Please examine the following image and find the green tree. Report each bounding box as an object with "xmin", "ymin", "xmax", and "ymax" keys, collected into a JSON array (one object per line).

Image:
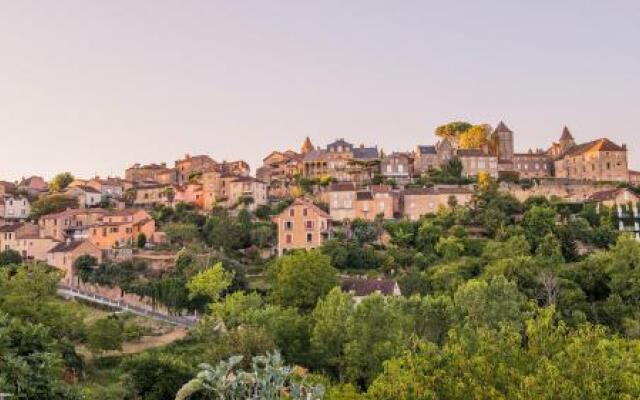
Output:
[
  {"xmin": 29, "ymin": 194, "xmax": 78, "ymax": 220},
  {"xmin": 209, "ymin": 291, "xmax": 263, "ymax": 328},
  {"xmin": 268, "ymin": 251, "xmax": 338, "ymax": 311},
  {"xmin": 137, "ymin": 232, "xmax": 147, "ymax": 248},
  {"xmin": 343, "ymin": 296, "xmax": 409, "ymax": 387},
  {"xmin": 310, "ymin": 288, "xmax": 354, "ymax": 379},
  {"xmin": 121, "ymin": 352, "xmax": 193, "ymax": 400},
  {"xmin": 50, "ymin": 172, "xmax": 74, "ymax": 192},
  {"xmin": 72, "ymin": 254, "xmax": 98, "ymax": 284},
  {"xmin": 454, "ymin": 276, "xmax": 527, "ymax": 330},
  {"xmin": 164, "ymin": 222, "xmax": 200, "ymax": 246},
  {"xmin": 187, "ymin": 262, "xmax": 234, "ymax": 303},
  {"xmin": 87, "ymin": 317, "xmax": 123, "ymax": 354},
  {"xmin": 0, "ymin": 249, "xmax": 22, "ymax": 267},
  {"xmin": 435, "ymin": 121, "xmax": 472, "ymax": 140},
  {"xmin": 522, "ymin": 205, "xmax": 558, "ymax": 251},
  {"xmin": 435, "ymin": 236, "xmax": 464, "ymax": 261}
]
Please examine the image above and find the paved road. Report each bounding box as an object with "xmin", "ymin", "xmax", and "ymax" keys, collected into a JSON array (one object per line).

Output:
[{"xmin": 57, "ymin": 285, "xmax": 198, "ymax": 327}]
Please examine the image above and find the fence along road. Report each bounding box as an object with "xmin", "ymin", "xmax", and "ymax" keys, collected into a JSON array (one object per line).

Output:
[{"xmin": 57, "ymin": 284, "xmax": 198, "ymax": 327}]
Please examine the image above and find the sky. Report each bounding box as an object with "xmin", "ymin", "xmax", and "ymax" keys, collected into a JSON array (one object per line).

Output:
[{"xmin": 1, "ymin": 0, "xmax": 639, "ymax": 181}]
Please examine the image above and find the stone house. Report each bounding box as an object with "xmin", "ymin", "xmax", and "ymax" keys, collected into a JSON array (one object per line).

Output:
[
  {"xmin": 273, "ymin": 198, "xmax": 332, "ymax": 255},
  {"xmin": 226, "ymin": 177, "xmax": 268, "ymax": 211},
  {"xmin": 588, "ymin": 188, "xmax": 640, "ymax": 238},
  {"xmin": 0, "ymin": 196, "xmax": 30, "ymax": 222},
  {"xmin": 553, "ymin": 136, "xmax": 629, "ymax": 182},
  {"xmin": 340, "ymin": 277, "xmax": 401, "ymax": 304},
  {"xmin": 47, "ymin": 240, "xmax": 102, "ymax": 285},
  {"xmin": 125, "ymin": 163, "xmax": 175, "ymax": 184},
  {"xmin": 402, "ymin": 186, "xmax": 474, "ymax": 220},
  {"xmin": 64, "ymin": 186, "xmax": 103, "ymax": 208},
  {"xmin": 87, "ymin": 208, "xmax": 156, "ymax": 250},
  {"xmin": 133, "ymin": 183, "xmax": 173, "ymax": 207},
  {"xmin": 456, "ymin": 149, "xmax": 499, "ymax": 179},
  {"xmin": 328, "ymin": 182, "xmax": 357, "ymax": 221},
  {"xmin": 380, "ymin": 152, "xmax": 412, "ymax": 184},
  {"xmin": 39, "ymin": 208, "xmax": 107, "ymax": 241}
]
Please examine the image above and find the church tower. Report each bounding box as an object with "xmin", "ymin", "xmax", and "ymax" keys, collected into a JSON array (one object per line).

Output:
[
  {"xmin": 558, "ymin": 126, "xmax": 575, "ymax": 154},
  {"xmin": 301, "ymin": 136, "xmax": 314, "ymax": 154},
  {"xmin": 493, "ymin": 121, "xmax": 514, "ymax": 162}
]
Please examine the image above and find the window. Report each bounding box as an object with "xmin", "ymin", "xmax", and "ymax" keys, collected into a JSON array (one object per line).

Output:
[
  {"xmin": 306, "ymin": 233, "xmax": 313, "ymax": 243},
  {"xmin": 303, "ymin": 208, "xmax": 308, "ymax": 217},
  {"xmin": 305, "ymin": 220, "xmax": 314, "ymax": 229},
  {"xmin": 285, "ymin": 234, "xmax": 292, "ymax": 244},
  {"xmin": 606, "ymin": 162, "xmax": 611, "ymax": 170},
  {"xmin": 284, "ymin": 221, "xmax": 293, "ymax": 230},
  {"xmin": 398, "ymin": 165, "xmax": 404, "ymax": 173},
  {"xmin": 379, "ymin": 202, "xmax": 385, "ymax": 211},
  {"xmin": 289, "ymin": 208, "xmax": 295, "ymax": 217}
]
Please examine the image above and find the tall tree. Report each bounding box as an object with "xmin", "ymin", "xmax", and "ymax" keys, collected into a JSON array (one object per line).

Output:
[{"xmin": 268, "ymin": 251, "xmax": 338, "ymax": 311}]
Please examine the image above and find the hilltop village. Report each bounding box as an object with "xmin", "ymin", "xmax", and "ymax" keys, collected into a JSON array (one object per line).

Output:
[
  {"xmin": 1, "ymin": 121, "xmax": 639, "ymax": 267},
  {"xmin": 3, "ymin": 121, "xmax": 640, "ymax": 398}
]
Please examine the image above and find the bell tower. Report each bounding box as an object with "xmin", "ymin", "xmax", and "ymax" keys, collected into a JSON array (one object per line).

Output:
[{"xmin": 493, "ymin": 121, "xmax": 514, "ymax": 162}]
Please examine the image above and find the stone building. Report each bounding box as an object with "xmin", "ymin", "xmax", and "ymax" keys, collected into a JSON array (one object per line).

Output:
[
  {"xmin": 457, "ymin": 148, "xmax": 499, "ymax": 178},
  {"xmin": 401, "ymin": 186, "xmax": 474, "ymax": 220},
  {"xmin": 273, "ymin": 198, "xmax": 331, "ymax": 255},
  {"xmin": 380, "ymin": 152, "xmax": 412, "ymax": 184},
  {"xmin": 550, "ymin": 127, "xmax": 629, "ymax": 182},
  {"xmin": 303, "ymin": 138, "xmax": 379, "ymax": 184},
  {"xmin": 125, "ymin": 163, "xmax": 175, "ymax": 184},
  {"xmin": 513, "ymin": 150, "xmax": 553, "ymax": 178}
]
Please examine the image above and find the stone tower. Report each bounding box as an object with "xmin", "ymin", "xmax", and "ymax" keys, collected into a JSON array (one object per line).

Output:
[
  {"xmin": 558, "ymin": 126, "xmax": 576, "ymax": 154},
  {"xmin": 301, "ymin": 136, "xmax": 314, "ymax": 154},
  {"xmin": 493, "ymin": 121, "xmax": 514, "ymax": 162}
]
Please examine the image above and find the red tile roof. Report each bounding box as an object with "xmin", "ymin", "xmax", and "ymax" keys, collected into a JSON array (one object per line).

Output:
[{"xmin": 563, "ymin": 138, "xmax": 626, "ymax": 157}]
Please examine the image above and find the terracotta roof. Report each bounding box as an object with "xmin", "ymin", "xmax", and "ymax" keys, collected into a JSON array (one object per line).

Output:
[
  {"xmin": 403, "ymin": 186, "xmax": 473, "ymax": 196},
  {"xmin": 279, "ymin": 198, "xmax": 331, "ymax": 219},
  {"xmin": 329, "ymin": 182, "xmax": 356, "ymax": 192},
  {"xmin": 494, "ymin": 121, "xmax": 512, "ymax": 134},
  {"xmin": 42, "ymin": 208, "xmax": 107, "ymax": 219},
  {"xmin": 563, "ymin": 138, "xmax": 626, "ymax": 157},
  {"xmin": 0, "ymin": 223, "xmax": 24, "ymax": 232},
  {"xmin": 560, "ymin": 126, "xmax": 574, "ymax": 141},
  {"xmin": 341, "ymin": 277, "xmax": 399, "ymax": 297},
  {"xmin": 49, "ymin": 240, "xmax": 91, "ymax": 253}
]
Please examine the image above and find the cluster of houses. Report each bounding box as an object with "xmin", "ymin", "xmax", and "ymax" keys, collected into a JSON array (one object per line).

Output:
[{"xmin": 1, "ymin": 122, "xmax": 639, "ymax": 288}]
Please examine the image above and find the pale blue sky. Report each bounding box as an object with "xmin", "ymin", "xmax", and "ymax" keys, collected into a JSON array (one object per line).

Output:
[{"xmin": 1, "ymin": 1, "xmax": 639, "ymax": 180}]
